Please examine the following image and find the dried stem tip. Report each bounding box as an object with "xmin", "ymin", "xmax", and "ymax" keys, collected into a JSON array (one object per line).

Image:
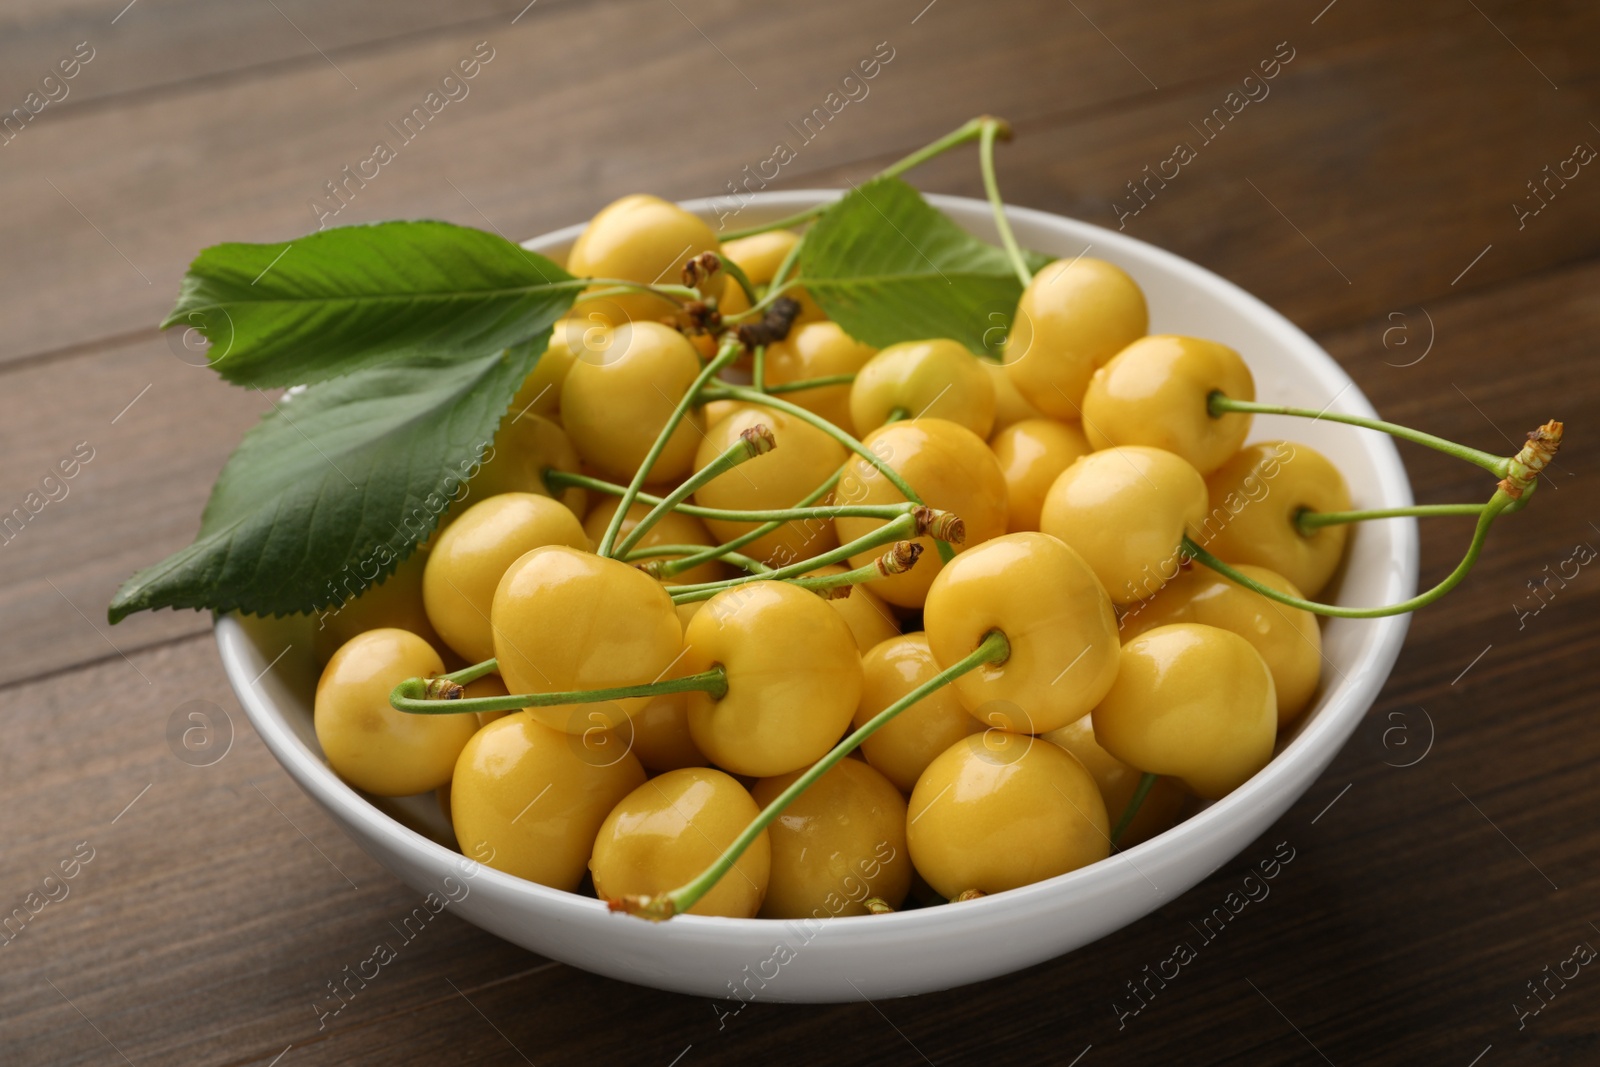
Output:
[
  {"xmin": 739, "ymin": 423, "xmax": 778, "ymax": 459},
  {"xmin": 951, "ymin": 889, "xmax": 987, "ymax": 903},
  {"xmin": 635, "ymin": 559, "xmax": 665, "ymax": 579},
  {"xmin": 1499, "ymin": 419, "xmax": 1564, "ymax": 499},
  {"xmin": 424, "ymin": 677, "xmax": 465, "ymax": 701},
  {"xmin": 681, "ymin": 251, "xmax": 722, "ymax": 289},
  {"xmin": 608, "ymin": 894, "xmax": 677, "ymax": 922},
  {"xmin": 913, "ymin": 506, "xmax": 966, "ymax": 544},
  {"xmin": 863, "ymin": 897, "xmax": 896, "ymax": 915},
  {"xmin": 876, "ymin": 541, "xmax": 924, "ymax": 576},
  {"xmin": 736, "ymin": 296, "xmax": 802, "ymax": 348}
]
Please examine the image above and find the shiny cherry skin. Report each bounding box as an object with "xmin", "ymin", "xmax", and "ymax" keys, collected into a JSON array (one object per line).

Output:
[
  {"xmin": 559, "ymin": 321, "xmax": 706, "ymax": 483},
  {"xmin": 1002, "ymin": 257, "xmax": 1148, "ymax": 420},
  {"xmin": 1121, "ymin": 563, "xmax": 1322, "ymax": 725},
  {"xmin": 491, "ymin": 546, "xmax": 683, "ymax": 734},
  {"xmin": 1081, "ymin": 335, "xmax": 1255, "ymax": 475},
  {"xmin": 923, "ymin": 532, "xmax": 1120, "ymax": 734},
  {"xmin": 1039, "ymin": 445, "xmax": 1208, "ymax": 605},
  {"xmin": 751, "ymin": 759, "xmax": 911, "ymax": 918},
  {"xmin": 583, "ymin": 496, "xmax": 728, "ymax": 586},
  {"xmin": 906, "ymin": 730, "xmax": 1110, "ymax": 898},
  {"xmin": 683, "ymin": 580, "xmax": 863, "ymax": 777},
  {"xmin": 990, "ymin": 417, "xmax": 1091, "ymax": 532},
  {"xmin": 454, "ymin": 411, "xmax": 588, "ymax": 523},
  {"xmin": 849, "ymin": 339, "xmax": 996, "ymax": 439},
  {"xmin": 314, "ymin": 628, "xmax": 478, "ymax": 797},
  {"xmin": 1093, "ymin": 623, "xmax": 1277, "ymax": 800},
  {"xmin": 1042, "ymin": 714, "xmax": 1187, "ymax": 847},
  {"xmin": 806, "ymin": 564, "xmax": 901, "ymax": 653},
  {"xmin": 313, "ymin": 548, "xmax": 442, "ymax": 665},
  {"xmin": 834, "ymin": 418, "xmax": 1009, "ymax": 609},
  {"xmin": 589, "ymin": 767, "xmax": 771, "ymax": 918},
  {"xmin": 423, "ymin": 493, "xmax": 590, "ymax": 665},
  {"xmin": 451, "ymin": 713, "xmax": 646, "ymax": 890},
  {"xmin": 1200, "ymin": 440, "xmax": 1351, "ymax": 597},
  {"xmin": 692, "ymin": 403, "xmax": 845, "ymax": 566},
  {"xmin": 853, "ymin": 633, "xmax": 983, "ymax": 793},
  {"xmin": 627, "ymin": 691, "xmax": 709, "ymax": 773},
  {"xmin": 763, "ymin": 321, "xmax": 877, "ymax": 435},
  {"xmin": 566, "ymin": 194, "xmax": 720, "ymax": 325}
]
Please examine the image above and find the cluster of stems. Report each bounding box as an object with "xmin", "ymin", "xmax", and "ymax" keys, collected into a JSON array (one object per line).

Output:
[{"xmin": 384, "ymin": 114, "xmax": 1565, "ymax": 920}]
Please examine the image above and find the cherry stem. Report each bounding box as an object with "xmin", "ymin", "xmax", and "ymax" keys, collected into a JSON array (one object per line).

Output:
[
  {"xmin": 626, "ymin": 544, "xmax": 772, "ymax": 575},
  {"xmin": 1111, "ymin": 773, "xmax": 1159, "ymax": 846},
  {"xmin": 616, "ymin": 631, "xmax": 1012, "ymax": 921},
  {"xmin": 767, "ymin": 233, "xmax": 806, "ymax": 294},
  {"xmin": 717, "ymin": 116, "xmax": 997, "ymax": 241},
  {"xmin": 389, "ymin": 667, "xmax": 728, "ymax": 716},
  {"xmin": 1207, "ymin": 393, "xmax": 1510, "ymax": 477},
  {"xmin": 545, "ymin": 470, "xmax": 930, "ymax": 525},
  {"xmin": 646, "ymin": 469, "xmax": 842, "ymax": 579},
  {"xmin": 667, "ymin": 512, "xmax": 922, "ymax": 604},
  {"xmin": 596, "ymin": 336, "xmax": 748, "ymax": 558},
  {"xmin": 752, "ymin": 344, "xmax": 767, "ymax": 392},
  {"xmin": 1295, "ymin": 502, "xmax": 1487, "ymax": 533},
  {"xmin": 613, "ymin": 425, "xmax": 777, "ymax": 559},
  {"xmin": 1183, "ymin": 490, "xmax": 1513, "ymax": 618},
  {"xmin": 782, "ymin": 541, "xmax": 922, "ymax": 597},
  {"xmin": 978, "ymin": 117, "xmax": 1031, "ymax": 288},
  {"xmin": 578, "ymin": 278, "xmax": 702, "ymax": 307},
  {"xmin": 712, "ymin": 253, "xmax": 760, "ymax": 308},
  {"xmin": 700, "ymin": 383, "xmax": 958, "ymax": 563},
  {"xmin": 765, "ymin": 373, "xmax": 858, "ymax": 394}
]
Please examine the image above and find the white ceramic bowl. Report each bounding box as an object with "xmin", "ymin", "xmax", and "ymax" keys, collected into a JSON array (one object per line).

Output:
[{"xmin": 217, "ymin": 191, "xmax": 1417, "ymax": 1002}]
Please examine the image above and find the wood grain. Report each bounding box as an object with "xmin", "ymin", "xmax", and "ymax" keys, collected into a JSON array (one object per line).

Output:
[{"xmin": 2, "ymin": 1, "xmax": 1599, "ymax": 1064}]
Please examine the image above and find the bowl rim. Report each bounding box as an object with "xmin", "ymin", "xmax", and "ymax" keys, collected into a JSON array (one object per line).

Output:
[{"xmin": 219, "ymin": 187, "xmax": 1419, "ymax": 942}]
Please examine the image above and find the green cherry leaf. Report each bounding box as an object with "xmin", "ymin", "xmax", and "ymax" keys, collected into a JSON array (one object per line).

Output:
[
  {"xmin": 108, "ymin": 341, "xmax": 542, "ymax": 623},
  {"xmin": 162, "ymin": 220, "xmax": 578, "ymax": 388},
  {"xmin": 797, "ymin": 177, "xmax": 1049, "ymax": 359}
]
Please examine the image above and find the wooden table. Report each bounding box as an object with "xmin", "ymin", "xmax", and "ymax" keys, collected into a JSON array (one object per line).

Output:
[{"xmin": 3, "ymin": 1, "xmax": 1596, "ymax": 1063}]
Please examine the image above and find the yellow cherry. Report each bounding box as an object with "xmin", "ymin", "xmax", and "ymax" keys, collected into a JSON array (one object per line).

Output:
[
  {"xmin": 806, "ymin": 563, "xmax": 901, "ymax": 653},
  {"xmin": 451, "ymin": 713, "xmax": 646, "ymax": 890},
  {"xmin": 990, "ymin": 418, "xmax": 1091, "ymax": 532},
  {"xmin": 751, "ymin": 759, "xmax": 911, "ymax": 918},
  {"xmin": 1122, "ymin": 563, "xmax": 1322, "ymax": 725},
  {"xmin": 985, "ymin": 357, "xmax": 1046, "ymax": 435},
  {"xmin": 906, "ymin": 731, "xmax": 1110, "ymax": 898},
  {"xmin": 583, "ymin": 496, "xmax": 728, "ymax": 586},
  {"xmin": 1042, "ymin": 714, "xmax": 1187, "ymax": 847},
  {"xmin": 848, "ymin": 339, "xmax": 996, "ymax": 439},
  {"xmin": 590, "ymin": 767, "xmax": 771, "ymax": 918},
  {"xmin": 1199, "ymin": 441, "xmax": 1352, "ymax": 598},
  {"xmin": 693, "ymin": 403, "xmax": 846, "ymax": 566},
  {"xmin": 559, "ymin": 321, "xmax": 706, "ymax": 483},
  {"xmin": 423, "ymin": 493, "xmax": 590, "ymax": 665},
  {"xmin": 1039, "ymin": 445, "xmax": 1207, "ymax": 605},
  {"xmin": 834, "ymin": 418, "xmax": 1009, "ymax": 608},
  {"xmin": 627, "ymin": 690, "xmax": 709, "ymax": 773},
  {"xmin": 459, "ymin": 411, "xmax": 587, "ymax": 521},
  {"xmin": 923, "ymin": 532, "xmax": 1120, "ymax": 734},
  {"xmin": 683, "ymin": 580, "xmax": 863, "ymax": 777},
  {"xmin": 313, "ymin": 547, "xmax": 442, "ymax": 665},
  {"xmin": 1081, "ymin": 335, "xmax": 1255, "ymax": 474},
  {"xmin": 1003, "ymin": 257, "xmax": 1147, "ymax": 420},
  {"xmin": 314, "ymin": 628, "xmax": 478, "ymax": 797},
  {"xmin": 1093, "ymin": 623, "xmax": 1277, "ymax": 800},
  {"xmin": 508, "ymin": 323, "xmax": 580, "ymax": 420},
  {"xmin": 853, "ymin": 633, "xmax": 983, "ymax": 793},
  {"xmin": 491, "ymin": 546, "xmax": 683, "ymax": 734},
  {"xmin": 764, "ymin": 321, "xmax": 877, "ymax": 435},
  {"xmin": 566, "ymin": 194, "xmax": 720, "ymax": 326}
]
